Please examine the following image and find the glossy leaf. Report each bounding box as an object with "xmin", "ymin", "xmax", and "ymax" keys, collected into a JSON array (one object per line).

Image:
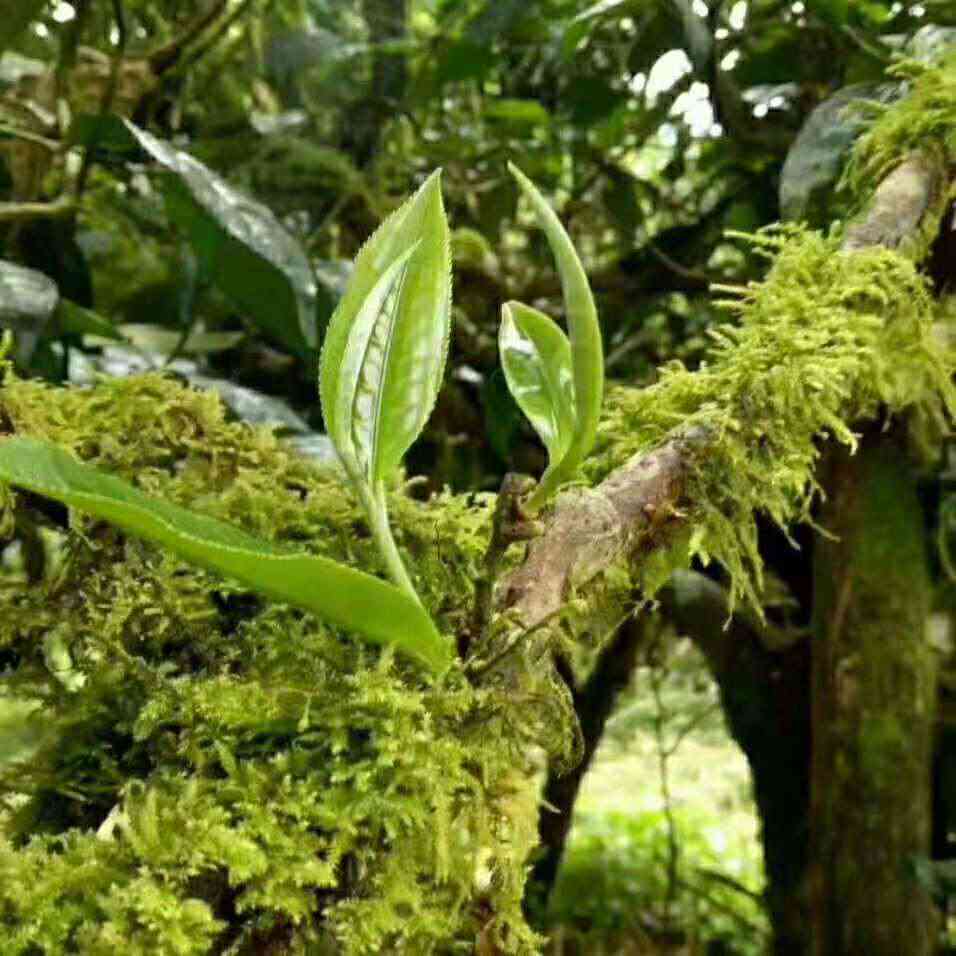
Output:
[
  {"xmin": 111, "ymin": 120, "xmax": 319, "ymax": 360},
  {"xmin": 507, "ymin": 164, "xmax": 604, "ymax": 510},
  {"xmin": 0, "ymin": 437, "xmax": 451, "ymax": 674},
  {"xmin": 499, "ymin": 301, "xmax": 576, "ymax": 466},
  {"xmin": 779, "ymin": 83, "xmax": 898, "ymax": 226},
  {"xmin": 320, "ymin": 170, "xmax": 451, "ymax": 486}
]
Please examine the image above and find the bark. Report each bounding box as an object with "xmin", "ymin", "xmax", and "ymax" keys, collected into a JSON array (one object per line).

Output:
[
  {"xmin": 345, "ymin": 0, "xmax": 408, "ymax": 166},
  {"xmin": 500, "ymin": 150, "xmax": 948, "ymax": 954},
  {"xmin": 498, "ymin": 428, "xmax": 706, "ymax": 629},
  {"xmin": 525, "ymin": 618, "xmax": 647, "ymax": 919},
  {"xmin": 663, "ymin": 572, "xmax": 811, "ymax": 956},
  {"xmin": 809, "ymin": 432, "xmax": 937, "ymax": 955}
]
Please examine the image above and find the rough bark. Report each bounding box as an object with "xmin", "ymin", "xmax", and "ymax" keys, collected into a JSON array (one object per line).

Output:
[
  {"xmin": 663, "ymin": 572, "xmax": 811, "ymax": 956},
  {"xmin": 809, "ymin": 432, "xmax": 938, "ymax": 956},
  {"xmin": 498, "ymin": 429, "xmax": 706, "ymax": 629},
  {"xmin": 524, "ymin": 618, "xmax": 647, "ymax": 919}
]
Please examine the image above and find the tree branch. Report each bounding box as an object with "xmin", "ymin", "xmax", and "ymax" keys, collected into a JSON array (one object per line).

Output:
[
  {"xmin": 497, "ymin": 149, "xmax": 946, "ymax": 638},
  {"xmin": 497, "ymin": 429, "xmax": 705, "ymax": 630}
]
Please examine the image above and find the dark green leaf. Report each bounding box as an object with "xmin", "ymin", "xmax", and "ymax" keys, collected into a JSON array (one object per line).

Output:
[
  {"xmin": 119, "ymin": 121, "xmax": 319, "ymax": 360},
  {"xmin": 779, "ymin": 83, "xmax": 898, "ymax": 225}
]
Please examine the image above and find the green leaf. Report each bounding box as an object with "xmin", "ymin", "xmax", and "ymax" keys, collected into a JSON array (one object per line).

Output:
[
  {"xmin": 484, "ymin": 99, "xmax": 551, "ymax": 129},
  {"xmin": 320, "ymin": 170, "xmax": 451, "ymax": 486},
  {"xmin": 779, "ymin": 83, "xmax": 898, "ymax": 226},
  {"xmin": 499, "ymin": 301, "xmax": 576, "ymax": 466},
  {"xmin": 0, "ymin": 437, "xmax": 451, "ymax": 674},
  {"xmin": 54, "ymin": 300, "xmax": 123, "ymax": 341},
  {"xmin": 115, "ymin": 120, "xmax": 319, "ymax": 360},
  {"xmin": 507, "ymin": 164, "xmax": 604, "ymax": 510}
]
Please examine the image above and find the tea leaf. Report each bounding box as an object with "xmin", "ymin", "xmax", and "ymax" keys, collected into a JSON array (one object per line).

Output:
[
  {"xmin": 499, "ymin": 301, "xmax": 575, "ymax": 466},
  {"xmin": 507, "ymin": 164, "xmax": 604, "ymax": 509},
  {"xmin": 320, "ymin": 170, "xmax": 451, "ymax": 486},
  {"xmin": 0, "ymin": 437, "xmax": 452, "ymax": 674}
]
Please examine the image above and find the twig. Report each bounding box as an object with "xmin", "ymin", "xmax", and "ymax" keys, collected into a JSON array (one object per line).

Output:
[
  {"xmin": 0, "ymin": 197, "xmax": 76, "ymax": 222},
  {"xmin": 74, "ymin": 0, "xmax": 128, "ymax": 203},
  {"xmin": 463, "ymin": 472, "xmax": 541, "ymax": 659},
  {"xmin": 0, "ymin": 125, "xmax": 61, "ymax": 151},
  {"xmin": 170, "ymin": 0, "xmax": 257, "ymax": 78}
]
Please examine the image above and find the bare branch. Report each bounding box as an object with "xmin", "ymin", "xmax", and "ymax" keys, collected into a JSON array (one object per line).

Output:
[
  {"xmin": 0, "ymin": 196, "xmax": 76, "ymax": 223},
  {"xmin": 497, "ymin": 428, "xmax": 707, "ymax": 630}
]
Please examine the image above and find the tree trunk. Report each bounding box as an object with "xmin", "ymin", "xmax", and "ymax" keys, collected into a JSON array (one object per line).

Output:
[
  {"xmin": 524, "ymin": 618, "xmax": 647, "ymax": 920},
  {"xmin": 809, "ymin": 429, "xmax": 937, "ymax": 955},
  {"xmin": 663, "ymin": 571, "xmax": 812, "ymax": 956},
  {"xmin": 345, "ymin": 0, "xmax": 407, "ymax": 166}
]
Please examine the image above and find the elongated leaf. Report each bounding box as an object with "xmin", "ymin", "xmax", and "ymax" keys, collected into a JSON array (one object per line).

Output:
[
  {"xmin": 0, "ymin": 437, "xmax": 451, "ymax": 674},
  {"xmin": 54, "ymin": 300, "xmax": 123, "ymax": 341},
  {"xmin": 320, "ymin": 170, "xmax": 451, "ymax": 485},
  {"xmin": 105, "ymin": 120, "xmax": 319, "ymax": 359},
  {"xmin": 507, "ymin": 164, "xmax": 604, "ymax": 509},
  {"xmin": 499, "ymin": 301, "xmax": 576, "ymax": 466}
]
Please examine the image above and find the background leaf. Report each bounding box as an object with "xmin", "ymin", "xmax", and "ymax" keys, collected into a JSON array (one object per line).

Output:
[
  {"xmin": 0, "ymin": 437, "xmax": 451, "ymax": 673},
  {"xmin": 779, "ymin": 83, "xmax": 899, "ymax": 225},
  {"xmin": 119, "ymin": 120, "xmax": 319, "ymax": 361},
  {"xmin": 0, "ymin": 258, "xmax": 59, "ymax": 366}
]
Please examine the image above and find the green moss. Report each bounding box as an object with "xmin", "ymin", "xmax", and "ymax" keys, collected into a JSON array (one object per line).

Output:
[
  {"xmin": 0, "ymin": 373, "xmax": 543, "ymax": 955},
  {"xmin": 589, "ymin": 226, "xmax": 956, "ymax": 613},
  {"xmin": 842, "ymin": 48, "xmax": 956, "ymax": 200}
]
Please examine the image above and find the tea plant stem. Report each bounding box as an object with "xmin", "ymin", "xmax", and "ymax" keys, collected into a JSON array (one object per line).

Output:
[{"xmin": 367, "ymin": 482, "xmax": 420, "ymax": 603}]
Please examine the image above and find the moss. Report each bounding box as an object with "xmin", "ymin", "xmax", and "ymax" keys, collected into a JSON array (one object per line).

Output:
[
  {"xmin": 842, "ymin": 48, "xmax": 956, "ymax": 203},
  {"xmin": 589, "ymin": 226, "xmax": 956, "ymax": 613},
  {"xmin": 0, "ymin": 372, "xmax": 543, "ymax": 955}
]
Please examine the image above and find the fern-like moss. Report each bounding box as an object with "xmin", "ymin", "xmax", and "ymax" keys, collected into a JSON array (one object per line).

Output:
[
  {"xmin": 589, "ymin": 226, "xmax": 956, "ymax": 612},
  {"xmin": 0, "ymin": 373, "xmax": 542, "ymax": 955},
  {"xmin": 842, "ymin": 48, "xmax": 956, "ymax": 202}
]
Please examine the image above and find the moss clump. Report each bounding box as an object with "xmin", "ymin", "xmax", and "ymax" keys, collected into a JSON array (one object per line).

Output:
[
  {"xmin": 589, "ymin": 226, "xmax": 956, "ymax": 612},
  {"xmin": 842, "ymin": 48, "xmax": 956, "ymax": 199},
  {"xmin": 0, "ymin": 373, "xmax": 543, "ymax": 955}
]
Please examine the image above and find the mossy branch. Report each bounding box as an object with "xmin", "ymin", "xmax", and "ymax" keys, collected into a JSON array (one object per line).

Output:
[{"xmin": 494, "ymin": 148, "xmax": 952, "ymax": 636}]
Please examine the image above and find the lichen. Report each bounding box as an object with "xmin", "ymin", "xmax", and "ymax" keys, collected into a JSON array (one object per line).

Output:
[
  {"xmin": 589, "ymin": 225, "xmax": 956, "ymax": 613},
  {"xmin": 0, "ymin": 372, "xmax": 544, "ymax": 955}
]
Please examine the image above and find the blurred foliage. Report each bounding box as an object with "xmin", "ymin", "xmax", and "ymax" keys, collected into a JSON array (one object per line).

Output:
[{"xmin": 1, "ymin": 0, "xmax": 952, "ymax": 490}]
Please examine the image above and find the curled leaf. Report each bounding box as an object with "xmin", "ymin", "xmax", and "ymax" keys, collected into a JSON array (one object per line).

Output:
[
  {"xmin": 499, "ymin": 301, "xmax": 575, "ymax": 466},
  {"xmin": 320, "ymin": 170, "xmax": 451, "ymax": 485},
  {"xmin": 0, "ymin": 437, "xmax": 452, "ymax": 674},
  {"xmin": 507, "ymin": 164, "xmax": 604, "ymax": 509}
]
